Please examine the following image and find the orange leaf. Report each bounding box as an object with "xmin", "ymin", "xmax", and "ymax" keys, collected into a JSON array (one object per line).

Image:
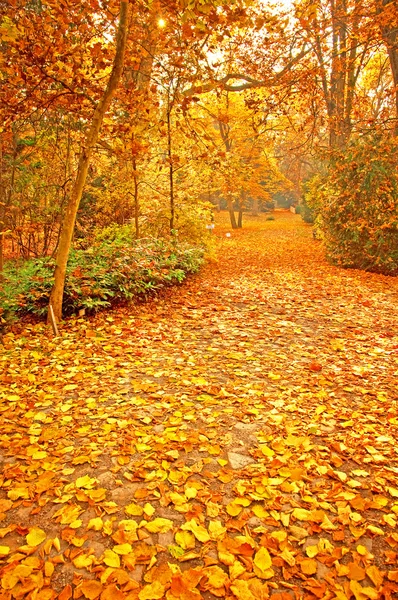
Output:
[
  {"xmin": 59, "ymin": 585, "xmax": 72, "ymax": 600},
  {"xmin": 300, "ymin": 559, "xmax": 317, "ymax": 575},
  {"xmin": 81, "ymin": 580, "xmax": 103, "ymax": 599},
  {"xmin": 366, "ymin": 565, "xmax": 384, "ymax": 587},
  {"xmin": 100, "ymin": 584, "xmax": 125, "ymax": 600},
  {"xmin": 348, "ymin": 561, "xmax": 366, "ymax": 581}
]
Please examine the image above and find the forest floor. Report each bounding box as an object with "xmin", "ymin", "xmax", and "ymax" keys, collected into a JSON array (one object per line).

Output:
[{"xmin": 1, "ymin": 211, "xmax": 398, "ymax": 600}]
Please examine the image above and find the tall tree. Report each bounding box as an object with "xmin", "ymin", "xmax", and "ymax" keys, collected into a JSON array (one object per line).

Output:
[
  {"xmin": 376, "ymin": 0, "xmax": 398, "ymax": 132},
  {"xmin": 49, "ymin": 1, "xmax": 130, "ymax": 321}
]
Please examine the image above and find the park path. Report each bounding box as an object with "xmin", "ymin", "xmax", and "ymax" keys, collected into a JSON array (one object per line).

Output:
[{"xmin": 0, "ymin": 211, "xmax": 398, "ymax": 599}]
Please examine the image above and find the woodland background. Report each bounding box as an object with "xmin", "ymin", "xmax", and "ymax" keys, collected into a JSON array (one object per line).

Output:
[{"xmin": 0, "ymin": 0, "xmax": 398, "ymax": 322}]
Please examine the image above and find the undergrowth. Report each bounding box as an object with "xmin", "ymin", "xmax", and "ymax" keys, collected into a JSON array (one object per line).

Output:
[{"xmin": 0, "ymin": 236, "xmax": 204, "ymax": 321}]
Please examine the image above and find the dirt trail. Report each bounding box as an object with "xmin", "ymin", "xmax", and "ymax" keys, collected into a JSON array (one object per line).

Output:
[{"xmin": 0, "ymin": 211, "xmax": 398, "ymax": 599}]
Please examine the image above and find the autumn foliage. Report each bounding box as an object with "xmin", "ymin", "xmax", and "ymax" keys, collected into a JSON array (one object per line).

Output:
[
  {"xmin": 318, "ymin": 134, "xmax": 398, "ymax": 275},
  {"xmin": 0, "ymin": 213, "xmax": 398, "ymax": 599}
]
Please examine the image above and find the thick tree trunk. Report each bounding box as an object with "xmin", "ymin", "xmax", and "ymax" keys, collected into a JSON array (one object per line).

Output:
[{"xmin": 48, "ymin": 1, "xmax": 130, "ymax": 322}]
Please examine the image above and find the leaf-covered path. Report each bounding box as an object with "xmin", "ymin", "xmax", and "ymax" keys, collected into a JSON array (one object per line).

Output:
[{"xmin": 1, "ymin": 212, "xmax": 398, "ymax": 600}]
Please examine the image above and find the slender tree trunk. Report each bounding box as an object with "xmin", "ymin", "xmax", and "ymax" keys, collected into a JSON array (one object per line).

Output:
[
  {"xmin": 237, "ymin": 190, "xmax": 246, "ymax": 228},
  {"xmin": 132, "ymin": 156, "xmax": 140, "ymax": 238},
  {"xmin": 377, "ymin": 0, "xmax": 398, "ymax": 133},
  {"xmin": 237, "ymin": 210, "xmax": 243, "ymax": 228},
  {"xmin": 251, "ymin": 198, "xmax": 259, "ymax": 216},
  {"xmin": 0, "ymin": 141, "xmax": 4, "ymax": 279},
  {"xmin": 167, "ymin": 100, "xmax": 175, "ymax": 233},
  {"xmin": 48, "ymin": 0, "xmax": 130, "ymax": 322},
  {"xmin": 227, "ymin": 197, "xmax": 238, "ymax": 229}
]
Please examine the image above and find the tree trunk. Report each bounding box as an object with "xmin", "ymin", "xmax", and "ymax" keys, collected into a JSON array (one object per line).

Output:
[
  {"xmin": 0, "ymin": 140, "xmax": 4, "ymax": 279},
  {"xmin": 237, "ymin": 210, "xmax": 243, "ymax": 228},
  {"xmin": 227, "ymin": 198, "xmax": 238, "ymax": 229},
  {"xmin": 251, "ymin": 198, "xmax": 259, "ymax": 216},
  {"xmin": 48, "ymin": 0, "xmax": 130, "ymax": 322},
  {"xmin": 132, "ymin": 155, "xmax": 139, "ymax": 238},
  {"xmin": 377, "ymin": 0, "xmax": 398, "ymax": 133},
  {"xmin": 237, "ymin": 190, "xmax": 246, "ymax": 228},
  {"xmin": 167, "ymin": 99, "xmax": 175, "ymax": 233}
]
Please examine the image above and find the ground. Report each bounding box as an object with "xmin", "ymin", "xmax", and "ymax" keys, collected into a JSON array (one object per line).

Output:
[{"xmin": 0, "ymin": 211, "xmax": 398, "ymax": 600}]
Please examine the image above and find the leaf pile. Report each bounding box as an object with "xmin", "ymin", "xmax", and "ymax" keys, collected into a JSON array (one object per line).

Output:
[{"xmin": 0, "ymin": 212, "xmax": 397, "ymax": 599}]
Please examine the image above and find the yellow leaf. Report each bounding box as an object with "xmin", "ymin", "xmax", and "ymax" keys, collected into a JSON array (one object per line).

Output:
[
  {"xmin": 350, "ymin": 581, "xmax": 367, "ymax": 600},
  {"xmin": 175, "ymin": 530, "xmax": 196, "ymax": 550},
  {"xmin": 87, "ymin": 518, "xmax": 103, "ymax": 531},
  {"xmin": 0, "ymin": 546, "xmax": 10, "ymax": 556},
  {"xmin": 383, "ymin": 514, "xmax": 396, "ymax": 527},
  {"xmin": 8, "ymin": 487, "xmax": 29, "ymax": 500},
  {"xmin": 144, "ymin": 518, "xmax": 173, "ymax": 534},
  {"xmin": 72, "ymin": 554, "xmax": 94, "ymax": 569},
  {"xmin": 70, "ymin": 519, "xmax": 82, "ymax": 529},
  {"xmin": 208, "ymin": 520, "xmax": 227, "ymax": 540},
  {"xmin": 32, "ymin": 451, "xmax": 47, "ymax": 459},
  {"xmin": 181, "ymin": 519, "xmax": 210, "ymax": 543},
  {"xmin": 289, "ymin": 525, "xmax": 309, "ymax": 540},
  {"xmin": 26, "ymin": 527, "xmax": 46, "ymax": 547},
  {"xmin": 138, "ymin": 581, "xmax": 166, "ymax": 600},
  {"xmin": 76, "ymin": 475, "xmax": 96, "ymax": 489},
  {"xmin": 119, "ymin": 519, "xmax": 138, "ymax": 532},
  {"xmin": 230, "ymin": 580, "xmax": 256, "ymax": 600},
  {"xmin": 81, "ymin": 580, "xmax": 103, "ymax": 599},
  {"xmin": 185, "ymin": 487, "xmax": 197, "ymax": 499},
  {"xmin": 226, "ymin": 502, "xmax": 242, "ymax": 517},
  {"xmin": 320, "ymin": 514, "xmax": 337, "ymax": 531},
  {"xmin": 252, "ymin": 505, "xmax": 269, "ymax": 518},
  {"xmin": 143, "ymin": 503, "xmax": 156, "ymax": 518},
  {"xmin": 270, "ymin": 531, "xmax": 287, "ymax": 543},
  {"xmin": 103, "ymin": 549, "xmax": 120, "ymax": 568},
  {"xmin": 125, "ymin": 502, "xmax": 144, "ymax": 516},
  {"xmin": 203, "ymin": 565, "xmax": 229, "ymax": 590},
  {"xmin": 280, "ymin": 547, "xmax": 296, "ymax": 566},
  {"xmin": 113, "ymin": 543, "xmax": 132, "ymax": 555},
  {"xmin": 306, "ymin": 545, "xmax": 319, "ymax": 558},
  {"xmin": 71, "ymin": 536, "xmax": 86, "ymax": 548},
  {"xmin": 253, "ymin": 547, "xmax": 272, "ymax": 573},
  {"xmin": 248, "ymin": 578, "xmax": 272, "ymax": 600},
  {"xmin": 44, "ymin": 561, "xmax": 55, "ymax": 577},
  {"xmin": 367, "ymin": 525, "xmax": 384, "ymax": 536},
  {"xmin": 229, "ymin": 560, "xmax": 246, "ymax": 580},
  {"xmin": 260, "ymin": 445, "xmax": 275, "ymax": 457},
  {"xmin": 292, "ymin": 508, "xmax": 311, "ymax": 521},
  {"xmin": 103, "ymin": 520, "xmax": 113, "ymax": 536}
]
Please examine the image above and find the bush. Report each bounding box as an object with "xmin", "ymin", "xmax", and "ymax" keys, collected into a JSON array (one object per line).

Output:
[
  {"xmin": 301, "ymin": 174, "xmax": 326, "ymax": 230},
  {"xmin": 0, "ymin": 234, "xmax": 205, "ymax": 320},
  {"xmin": 321, "ymin": 134, "xmax": 398, "ymax": 274}
]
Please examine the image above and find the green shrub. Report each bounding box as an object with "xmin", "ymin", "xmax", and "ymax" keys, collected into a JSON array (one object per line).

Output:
[
  {"xmin": 0, "ymin": 236, "xmax": 204, "ymax": 320},
  {"xmin": 321, "ymin": 134, "xmax": 398, "ymax": 274},
  {"xmin": 301, "ymin": 174, "xmax": 327, "ymax": 233}
]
